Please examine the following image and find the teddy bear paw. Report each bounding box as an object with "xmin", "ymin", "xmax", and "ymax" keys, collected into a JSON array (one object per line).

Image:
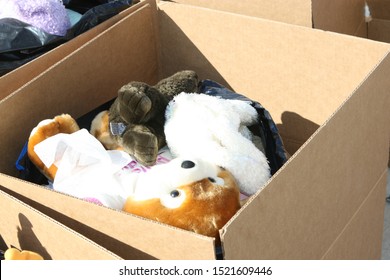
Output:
[
  {"xmin": 122, "ymin": 125, "xmax": 159, "ymax": 166},
  {"xmin": 116, "ymin": 82, "xmax": 161, "ymax": 124}
]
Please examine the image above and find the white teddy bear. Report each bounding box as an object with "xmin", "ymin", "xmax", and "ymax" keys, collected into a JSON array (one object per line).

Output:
[{"xmin": 164, "ymin": 92, "xmax": 271, "ymax": 196}]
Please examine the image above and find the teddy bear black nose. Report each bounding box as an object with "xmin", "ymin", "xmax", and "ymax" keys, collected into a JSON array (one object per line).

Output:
[{"xmin": 181, "ymin": 160, "xmax": 195, "ymax": 169}]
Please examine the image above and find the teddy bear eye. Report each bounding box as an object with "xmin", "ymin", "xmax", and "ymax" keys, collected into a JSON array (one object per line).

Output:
[
  {"xmin": 170, "ymin": 190, "xmax": 180, "ymax": 198},
  {"xmin": 208, "ymin": 177, "xmax": 216, "ymax": 183}
]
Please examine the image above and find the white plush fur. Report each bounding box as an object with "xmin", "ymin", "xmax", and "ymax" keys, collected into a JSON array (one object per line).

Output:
[{"xmin": 164, "ymin": 93, "xmax": 271, "ymax": 196}]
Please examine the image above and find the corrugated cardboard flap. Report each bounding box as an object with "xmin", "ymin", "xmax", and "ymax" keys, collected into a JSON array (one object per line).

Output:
[
  {"xmin": 162, "ymin": 0, "xmax": 312, "ymax": 27},
  {"xmin": 312, "ymin": 0, "xmax": 366, "ymax": 36},
  {"xmin": 0, "ymin": 176, "xmax": 217, "ymax": 260},
  {"xmin": 221, "ymin": 52, "xmax": 390, "ymax": 259},
  {"xmin": 0, "ymin": 189, "xmax": 121, "ymax": 260}
]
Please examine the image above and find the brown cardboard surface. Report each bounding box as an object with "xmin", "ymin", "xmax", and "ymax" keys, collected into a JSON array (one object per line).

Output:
[
  {"xmin": 165, "ymin": 0, "xmax": 312, "ymax": 27},
  {"xmin": 169, "ymin": 0, "xmax": 367, "ymax": 36},
  {"xmin": 367, "ymin": 0, "xmax": 390, "ymax": 20},
  {"xmin": 0, "ymin": 0, "xmax": 389, "ymax": 259},
  {"xmin": 0, "ymin": 189, "xmax": 121, "ymax": 260},
  {"xmin": 0, "ymin": 176, "xmax": 216, "ymax": 260},
  {"xmin": 365, "ymin": 2, "xmax": 390, "ymax": 168},
  {"xmin": 312, "ymin": 0, "xmax": 366, "ymax": 36},
  {"xmin": 0, "ymin": 1, "xmax": 144, "ymax": 101},
  {"xmin": 322, "ymin": 169, "xmax": 388, "ymax": 259},
  {"xmin": 220, "ymin": 46, "xmax": 390, "ymax": 259},
  {"xmin": 368, "ymin": 18, "xmax": 390, "ymax": 43}
]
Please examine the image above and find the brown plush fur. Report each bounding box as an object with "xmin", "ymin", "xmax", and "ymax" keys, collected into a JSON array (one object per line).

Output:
[
  {"xmin": 123, "ymin": 170, "xmax": 241, "ymax": 245},
  {"xmin": 105, "ymin": 70, "xmax": 199, "ymax": 166},
  {"xmin": 27, "ymin": 114, "xmax": 79, "ymax": 181}
]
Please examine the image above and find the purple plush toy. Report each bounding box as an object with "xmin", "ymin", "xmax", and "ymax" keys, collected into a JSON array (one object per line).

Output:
[{"xmin": 0, "ymin": 0, "xmax": 71, "ymax": 36}]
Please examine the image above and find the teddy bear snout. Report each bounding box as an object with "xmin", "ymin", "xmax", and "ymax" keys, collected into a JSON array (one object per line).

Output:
[{"xmin": 181, "ymin": 160, "xmax": 195, "ymax": 169}]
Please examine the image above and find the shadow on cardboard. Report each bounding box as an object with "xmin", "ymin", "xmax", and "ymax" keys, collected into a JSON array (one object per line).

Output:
[
  {"xmin": 276, "ymin": 111, "xmax": 320, "ymax": 156},
  {"xmin": 17, "ymin": 213, "xmax": 52, "ymax": 260},
  {"xmin": 0, "ymin": 186, "xmax": 156, "ymax": 260},
  {"xmin": 157, "ymin": 10, "xmax": 233, "ymax": 90}
]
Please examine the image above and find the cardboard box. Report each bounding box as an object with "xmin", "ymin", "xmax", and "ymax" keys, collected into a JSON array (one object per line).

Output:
[
  {"xmin": 0, "ymin": 0, "xmax": 389, "ymax": 259},
  {"xmin": 0, "ymin": 189, "xmax": 121, "ymax": 260},
  {"xmin": 168, "ymin": 0, "xmax": 368, "ymax": 37}
]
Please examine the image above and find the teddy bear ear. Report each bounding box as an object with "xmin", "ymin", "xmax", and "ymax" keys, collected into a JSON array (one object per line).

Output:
[
  {"xmin": 27, "ymin": 114, "xmax": 79, "ymax": 181},
  {"xmin": 156, "ymin": 70, "xmax": 200, "ymax": 97}
]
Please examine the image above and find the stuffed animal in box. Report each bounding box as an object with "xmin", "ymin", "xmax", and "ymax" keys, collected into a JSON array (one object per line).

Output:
[
  {"xmin": 90, "ymin": 70, "xmax": 199, "ymax": 166},
  {"xmin": 123, "ymin": 158, "xmax": 241, "ymax": 244},
  {"xmin": 164, "ymin": 92, "xmax": 271, "ymax": 196},
  {"xmin": 27, "ymin": 114, "xmax": 80, "ymax": 181},
  {"xmin": 27, "ymin": 114, "xmax": 241, "ymax": 241}
]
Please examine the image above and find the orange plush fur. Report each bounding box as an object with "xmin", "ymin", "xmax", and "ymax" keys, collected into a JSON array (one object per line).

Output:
[
  {"xmin": 90, "ymin": 110, "xmax": 123, "ymax": 151},
  {"xmin": 4, "ymin": 248, "xmax": 44, "ymax": 260},
  {"xmin": 27, "ymin": 114, "xmax": 79, "ymax": 181},
  {"xmin": 123, "ymin": 169, "xmax": 241, "ymax": 244}
]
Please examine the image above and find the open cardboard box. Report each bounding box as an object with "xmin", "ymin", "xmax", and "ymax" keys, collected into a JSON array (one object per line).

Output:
[
  {"xmin": 0, "ymin": 0, "xmax": 389, "ymax": 259},
  {"xmin": 168, "ymin": 0, "xmax": 368, "ymax": 37},
  {"xmin": 0, "ymin": 189, "xmax": 121, "ymax": 260}
]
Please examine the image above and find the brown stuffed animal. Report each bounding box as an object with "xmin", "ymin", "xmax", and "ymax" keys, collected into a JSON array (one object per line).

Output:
[{"xmin": 91, "ymin": 70, "xmax": 199, "ymax": 166}]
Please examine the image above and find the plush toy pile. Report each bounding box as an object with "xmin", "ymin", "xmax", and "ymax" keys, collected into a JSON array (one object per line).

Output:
[{"xmin": 25, "ymin": 70, "xmax": 287, "ymax": 241}]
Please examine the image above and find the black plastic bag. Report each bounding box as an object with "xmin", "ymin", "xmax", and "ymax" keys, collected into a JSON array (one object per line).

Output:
[{"xmin": 0, "ymin": 0, "xmax": 133, "ymax": 76}]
